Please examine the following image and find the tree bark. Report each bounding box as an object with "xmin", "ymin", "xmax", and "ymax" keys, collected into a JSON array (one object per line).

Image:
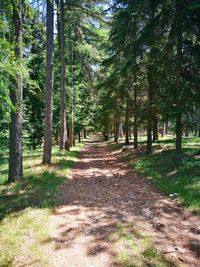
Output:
[
  {"xmin": 9, "ymin": 0, "xmax": 24, "ymax": 182},
  {"xmin": 69, "ymin": 64, "xmax": 74, "ymax": 147},
  {"xmin": 198, "ymin": 126, "xmax": 200, "ymax": 138},
  {"xmin": 43, "ymin": 0, "xmax": 54, "ymax": 164},
  {"xmin": 129, "ymin": 126, "xmax": 132, "ymax": 140},
  {"xmin": 114, "ymin": 99, "xmax": 120, "ymax": 144},
  {"xmin": 175, "ymin": 0, "xmax": 183, "ymax": 162},
  {"xmin": 59, "ymin": 0, "xmax": 67, "ymax": 150},
  {"xmin": 153, "ymin": 113, "xmax": 158, "ymax": 141},
  {"xmin": 163, "ymin": 119, "xmax": 168, "ymax": 135},
  {"xmin": 119, "ymin": 123, "xmax": 123, "ymax": 139},
  {"xmin": 146, "ymin": 4, "xmax": 157, "ymax": 154},
  {"xmin": 133, "ymin": 17, "xmax": 138, "ymax": 149},
  {"xmin": 125, "ymin": 96, "xmax": 129, "ymax": 145},
  {"xmin": 133, "ymin": 76, "xmax": 138, "ymax": 149},
  {"xmin": 147, "ymin": 69, "xmax": 153, "ymax": 154},
  {"xmin": 78, "ymin": 131, "xmax": 81, "ymax": 143},
  {"xmin": 83, "ymin": 128, "xmax": 87, "ymax": 139}
]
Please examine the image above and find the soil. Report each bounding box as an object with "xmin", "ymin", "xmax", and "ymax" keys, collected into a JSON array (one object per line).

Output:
[{"xmin": 47, "ymin": 134, "xmax": 200, "ymax": 267}]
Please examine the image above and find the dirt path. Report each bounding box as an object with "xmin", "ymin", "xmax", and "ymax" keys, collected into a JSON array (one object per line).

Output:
[{"xmin": 48, "ymin": 134, "xmax": 200, "ymax": 267}]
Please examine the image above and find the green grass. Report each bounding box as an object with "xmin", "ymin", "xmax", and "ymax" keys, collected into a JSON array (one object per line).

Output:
[
  {"xmin": 112, "ymin": 224, "xmax": 173, "ymax": 267},
  {"xmin": 0, "ymin": 144, "xmax": 83, "ymax": 266},
  {"xmin": 123, "ymin": 137, "xmax": 200, "ymax": 214}
]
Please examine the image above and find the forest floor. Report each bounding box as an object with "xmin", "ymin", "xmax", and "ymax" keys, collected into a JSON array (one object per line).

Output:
[{"xmin": 46, "ymin": 134, "xmax": 200, "ymax": 267}]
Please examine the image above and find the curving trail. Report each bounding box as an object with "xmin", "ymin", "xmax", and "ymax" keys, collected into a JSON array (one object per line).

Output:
[{"xmin": 47, "ymin": 134, "xmax": 200, "ymax": 267}]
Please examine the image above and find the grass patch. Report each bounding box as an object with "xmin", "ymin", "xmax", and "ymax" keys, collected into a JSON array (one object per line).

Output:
[
  {"xmin": 113, "ymin": 136, "xmax": 200, "ymax": 213},
  {"xmin": 112, "ymin": 224, "xmax": 173, "ymax": 267},
  {"xmin": 0, "ymin": 144, "xmax": 83, "ymax": 266},
  {"xmin": 130, "ymin": 137, "xmax": 200, "ymax": 213}
]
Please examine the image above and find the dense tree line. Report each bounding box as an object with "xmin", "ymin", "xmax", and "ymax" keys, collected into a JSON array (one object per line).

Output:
[
  {"xmin": 97, "ymin": 0, "xmax": 200, "ymax": 161},
  {"xmin": 0, "ymin": 0, "xmax": 105, "ymax": 181},
  {"xmin": 0, "ymin": 0, "xmax": 199, "ymax": 182}
]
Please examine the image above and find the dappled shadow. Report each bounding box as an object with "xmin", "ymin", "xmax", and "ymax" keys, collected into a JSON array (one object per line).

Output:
[
  {"xmin": 0, "ymin": 170, "xmax": 64, "ymax": 220},
  {"xmin": 132, "ymin": 148, "xmax": 200, "ymax": 213},
  {"xmin": 45, "ymin": 134, "xmax": 200, "ymax": 266},
  {"xmin": 83, "ymin": 135, "xmax": 103, "ymax": 144},
  {"xmin": 0, "ymin": 148, "xmax": 78, "ymax": 220}
]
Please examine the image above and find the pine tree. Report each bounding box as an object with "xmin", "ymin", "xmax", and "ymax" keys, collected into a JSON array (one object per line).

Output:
[
  {"xmin": 43, "ymin": 0, "xmax": 54, "ymax": 164},
  {"xmin": 8, "ymin": 0, "xmax": 25, "ymax": 182}
]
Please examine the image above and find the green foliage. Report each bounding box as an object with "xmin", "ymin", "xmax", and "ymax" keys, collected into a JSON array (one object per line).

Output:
[{"xmin": 97, "ymin": 0, "xmax": 200, "ymax": 150}]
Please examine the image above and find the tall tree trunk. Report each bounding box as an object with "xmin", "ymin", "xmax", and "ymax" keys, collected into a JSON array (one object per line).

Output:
[
  {"xmin": 147, "ymin": 69, "xmax": 153, "ymax": 154},
  {"xmin": 153, "ymin": 113, "xmax": 158, "ymax": 141},
  {"xmin": 69, "ymin": 64, "xmax": 74, "ymax": 147},
  {"xmin": 106, "ymin": 126, "xmax": 109, "ymax": 140},
  {"xmin": 146, "ymin": 5, "xmax": 157, "ymax": 154},
  {"xmin": 125, "ymin": 96, "xmax": 129, "ymax": 145},
  {"xmin": 119, "ymin": 123, "xmax": 123, "ymax": 139},
  {"xmin": 133, "ymin": 17, "xmax": 138, "ymax": 149},
  {"xmin": 133, "ymin": 75, "xmax": 138, "ymax": 149},
  {"xmin": 198, "ymin": 126, "xmax": 200, "ymax": 138},
  {"xmin": 113, "ymin": 115, "xmax": 116, "ymax": 140},
  {"xmin": 175, "ymin": 0, "xmax": 183, "ymax": 162},
  {"xmin": 59, "ymin": 0, "xmax": 67, "ymax": 150},
  {"xmin": 114, "ymin": 99, "xmax": 120, "ymax": 144},
  {"xmin": 129, "ymin": 126, "xmax": 132, "ymax": 140},
  {"xmin": 78, "ymin": 131, "xmax": 81, "ymax": 143},
  {"xmin": 104, "ymin": 115, "xmax": 109, "ymax": 141},
  {"xmin": 43, "ymin": 0, "xmax": 54, "ymax": 164},
  {"xmin": 9, "ymin": 0, "xmax": 24, "ymax": 182},
  {"xmin": 163, "ymin": 118, "xmax": 168, "ymax": 135}
]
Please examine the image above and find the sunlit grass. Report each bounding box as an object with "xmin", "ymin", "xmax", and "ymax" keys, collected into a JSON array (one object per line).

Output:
[
  {"xmin": 0, "ymin": 208, "xmax": 51, "ymax": 266},
  {"xmin": 0, "ymin": 143, "xmax": 83, "ymax": 266},
  {"xmin": 119, "ymin": 136, "xmax": 200, "ymax": 214}
]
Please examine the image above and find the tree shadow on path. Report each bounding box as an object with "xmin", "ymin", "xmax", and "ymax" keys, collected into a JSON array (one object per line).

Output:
[{"xmin": 46, "ymin": 134, "xmax": 200, "ymax": 267}]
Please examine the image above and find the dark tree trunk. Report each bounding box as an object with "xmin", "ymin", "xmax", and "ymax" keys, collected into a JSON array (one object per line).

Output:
[
  {"xmin": 113, "ymin": 115, "xmax": 116, "ymax": 140},
  {"xmin": 175, "ymin": 0, "xmax": 183, "ymax": 162},
  {"xmin": 69, "ymin": 61, "xmax": 74, "ymax": 147},
  {"xmin": 125, "ymin": 96, "xmax": 129, "ymax": 145},
  {"xmin": 114, "ymin": 99, "xmax": 120, "ymax": 144},
  {"xmin": 185, "ymin": 127, "xmax": 189, "ymax": 137},
  {"xmin": 119, "ymin": 123, "xmax": 123, "ymax": 139},
  {"xmin": 163, "ymin": 119, "xmax": 168, "ymax": 135},
  {"xmin": 104, "ymin": 116, "xmax": 109, "ymax": 141},
  {"xmin": 153, "ymin": 113, "xmax": 158, "ymax": 141},
  {"xmin": 9, "ymin": 0, "xmax": 24, "ymax": 182},
  {"xmin": 133, "ymin": 76, "xmax": 138, "ymax": 149},
  {"xmin": 198, "ymin": 126, "xmax": 200, "ymax": 137},
  {"xmin": 78, "ymin": 131, "xmax": 81, "ymax": 143},
  {"xmin": 73, "ymin": 135, "xmax": 75, "ymax": 146},
  {"xmin": 56, "ymin": 0, "xmax": 60, "ymax": 51},
  {"xmin": 43, "ymin": 0, "xmax": 54, "ymax": 164},
  {"xmin": 146, "ymin": 5, "xmax": 157, "ymax": 154},
  {"xmin": 59, "ymin": 0, "xmax": 67, "ymax": 150},
  {"xmin": 133, "ymin": 17, "xmax": 138, "ymax": 149},
  {"xmin": 83, "ymin": 128, "xmax": 87, "ymax": 139},
  {"xmin": 147, "ymin": 69, "xmax": 153, "ymax": 154},
  {"xmin": 129, "ymin": 127, "xmax": 131, "ymax": 140}
]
